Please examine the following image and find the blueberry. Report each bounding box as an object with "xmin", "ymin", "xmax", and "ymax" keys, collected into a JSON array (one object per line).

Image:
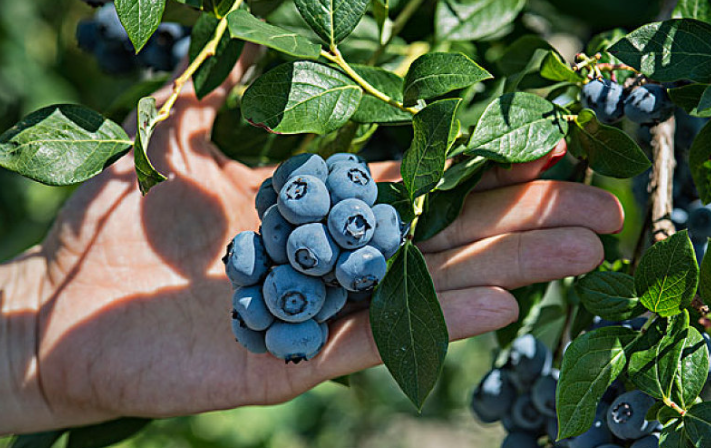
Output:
[
  {"xmin": 546, "ymin": 417, "xmax": 559, "ymax": 441},
  {"xmin": 232, "ymin": 285, "xmax": 274, "ymax": 331},
  {"xmin": 687, "ymin": 204, "xmax": 711, "ymax": 242},
  {"xmin": 262, "ymin": 265, "xmax": 326, "ymax": 322},
  {"xmin": 322, "ymin": 270, "xmax": 340, "ymax": 287},
  {"xmin": 532, "ymin": 372, "xmax": 558, "ymax": 417},
  {"xmin": 326, "ymin": 163, "xmax": 378, "ymax": 206},
  {"xmin": 606, "ymin": 390, "xmax": 658, "ymax": 440},
  {"xmin": 256, "ymin": 179, "xmax": 278, "ymax": 220},
  {"xmin": 327, "ymin": 198, "xmax": 376, "ymax": 249},
  {"xmin": 76, "ymin": 20, "xmax": 99, "ymax": 52},
  {"xmin": 509, "ymin": 335, "xmax": 553, "ymax": 389},
  {"xmin": 326, "ymin": 153, "xmax": 369, "ymax": 172},
  {"xmin": 370, "ymin": 204, "xmax": 403, "ymax": 259},
  {"xmin": 231, "ymin": 319, "xmax": 267, "ymax": 354},
  {"xmin": 621, "ymin": 317, "xmax": 648, "ymax": 331},
  {"xmin": 305, "ymin": 322, "xmax": 329, "ymax": 360},
  {"xmin": 81, "ymin": 0, "xmax": 113, "ymax": 6},
  {"xmin": 287, "ymin": 223, "xmax": 340, "ymax": 276},
  {"xmin": 138, "ymin": 23, "xmax": 187, "ymax": 71},
  {"xmin": 581, "ymin": 79, "xmax": 625, "ymax": 124},
  {"xmin": 224, "ymin": 231, "xmax": 271, "ymax": 287},
  {"xmin": 277, "ymin": 175, "xmax": 331, "ymax": 225},
  {"xmin": 601, "ymin": 379, "xmax": 626, "ymax": 404},
  {"xmin": 630, "ymin": 434, "xmax": 660, "ymax": 448},
  {"xmin": 265, "ymin": 319, "xmax": 324, "ymax": 363},
  {"xmin": 95, "ymin": 4, "xmax": 128, "ymax": 41},
  {"xmin": 511, "ymin": 394, "xmax": 546, "ymax": 432},
  {"xmin": 348, "ymin": 290, "xmax": 372, "ymax": 302},
  {"xmin": 568, "ymin": 404, "xmax": 612, "ymax": 448},
  {"xmin": 335, "ymin": 246, "xmax": 387, "ymax": 292},
  {"xmin": 470, "ymin": 368, "xmax": 517, "ymax": 423},
  {"xmin": 93, "ymin": 37, "xmax": 136, "ymax": 74},
  {"xmin": 624, "ymin": 85, "xmax": 674, "ymax": 124},
  {"xmin": 260, "ymin": 205, "xmax": 293, "ymax": 265},
  {"xmin": 314, "ymin": 286, "xmax": 348, "ymax": 322},
  {"xmin": 172, "ymin": 36, "xmax": 191, "ymax": 67},
  {"xmin": 272, "ymin": 154, "xmax": 328, "ymax": 193},
  {"xmin": 501, "ymin": 432, "xmax": 539, "ymax": 448}
]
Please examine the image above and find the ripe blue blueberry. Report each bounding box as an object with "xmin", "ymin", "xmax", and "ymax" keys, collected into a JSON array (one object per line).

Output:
[
  {"xmin": 315, "ymin": 286, "xmax": 348, "ymax": 322},
  {"xmin": 260, "ymin": 205, "xmax": 294, "ymax": 265},
  {"xmin": 232, "ymin": 285, "xmax": 274, "ymax": 331},
  {"xmin": 508, "ymin": 335, "xmax": 552, "ymax": 389},
  {"xmin": 511, "ymin": 394, "xmax": 546, "ymax": 431},
  {"xmin": 322, "ymin": 270, "xmax": 340, "ymax": 287},
  {"xmin": 76, "ymin": 20, "xmax": 99, "ymax": 53},
  {"xmin": 501, "ymin": 432, "xmax": 539, "ymax": 448},
  {"xmin": 272, "ymin": 153, "xmax": 328, "ymax": 193},
  {"xmin": 370, "ymin": 204, "xmax": 403, "ymax": 259},
  {"xmin": 546, "ymin": 417, "xmax": 558, "ymax": 442},
  {"xmin": 581, "ymin": 79, "xmax": 625, "ymax": 124},
  {"xmin": 687, "ymin": 204, "xmax": 711, "ymax": 243},
  {"xmin": 138, "ymin": 23, "xmax": 188, "ymax": 71},
  {"xmin": 231, "ymin": 319, "xmax": 267, "ymax": 354},
  {"xmin": 287, "ymin": 223, "xmax": 340, "ymax": 276},
  {"xmin": 630, "ymin": 434, "xmax": 660, "ymax": 448},
  {"xmin": 470, "ymin": 368, "xmax": 517, "ymax": 423},
  {"xmin": 172, "ymin": 36, "xmax": 191, "ymax": 67},
  {"xmin": 327, "ymin": 198, "xmax": 376, "ymax": 249},
  {"xmin": 606, "ymin": 390, "xmax": 658, "ymax": 440},
  {"xmin": 568, "ymin": 404, "xmax": 612, "ymax": 448},
  {"xmin": 305, "ymin": 322, "xmax": 329, "ymax": 360},
  {"xmin": 262, "ymin": 265, "xmax": 326, "ymax": 322},
  {"xmin": 95, "ymin": 4, "xmax": 128, "ymax": 41},
  {"xmin": 335, "ymin": 246, "xmax": 387, "ymax": 292},
  {"xmin": 326, "ymin": 163, "xmax": 378, "ymax": 206},
  {"xmin": 256, "ymin": 177, "xmax": 278, "ymax": 220},
  {"xmin": 265, "ymin": 319, "xmax": 324, "ymax": 363},
  {"xmin": 532, "ymin": 372, "xmax": 558, "ymax": 417},
  {"xmin": 277, "ymin": 175, "xmax": 331, "ymax": 225},
  {"xmin": 326, "ymin": 153, "xmax": 369, "ymax": 173},
  {"xmin": 224, "ymin": 231, "xmax": 271, "ymax": 288},
  {"xmin": 624, "ymin": 84, "xmax": 674, "ymax": 124}
]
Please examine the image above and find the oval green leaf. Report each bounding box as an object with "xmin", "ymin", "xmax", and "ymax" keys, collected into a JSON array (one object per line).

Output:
[
  {"xmin": 576, "ymin": 271, "xmax": 645, "ymax": 321},
  {"xmin": 241, "ymin": 61, "xmax": 363, "ymax": 135},
  {"xmin": 0, "ymin": 104, "xmax": 132, "ymax": 186},
  {"xmin": 350, "ymin": 65, "xmax": 412, "ymax": 124},
  {"xmin": 435, "ymin": 0, "xmax": 526, "ymax": 42},
  {"xmin": 134, "ymin": 97, "xmax": 166, "ymax": 195},
  {"xmin": 685, "ymin": 402, "xmax": 711, "ymax": 447},
  {"xmin": 689, "ymin": 120, "xmax": 711, "ymax": 204},
  {"xmin": 115, "ymin": 0, "xmax": 166, "ymax": 53},
  {"xmin": 293, "ymin": 0, "xmax": 369, "ymax": 46}
]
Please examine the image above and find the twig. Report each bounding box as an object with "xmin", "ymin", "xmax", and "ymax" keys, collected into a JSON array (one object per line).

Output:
[
  {"xmin": 649, "ymin": 117, "xmax": 677, "ymax": 243},
  {"xmin": 368, "ymin": 0, "xmax": 426, "ymax": 65}
]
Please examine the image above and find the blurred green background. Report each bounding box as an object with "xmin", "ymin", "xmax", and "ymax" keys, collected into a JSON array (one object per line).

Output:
[{"xmin": 0, "ymin": 0, "xmax": 659, "ymax": 446}]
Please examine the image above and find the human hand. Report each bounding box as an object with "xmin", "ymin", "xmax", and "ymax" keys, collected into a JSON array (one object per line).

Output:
[{"xmin": 2, "ymin": 45, "xmax": 624, "ymax": 434}]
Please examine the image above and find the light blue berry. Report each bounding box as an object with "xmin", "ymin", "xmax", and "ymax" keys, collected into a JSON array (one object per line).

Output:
[
  {"xmin": 326, "ymin": 153, "xmax": 369, "ymax": 173},
  {"xmin": 306, "ymin": 322, "xmax": 330, "ymax": 360},
  {"xmin": 224, "ymin": 231, "xmax": 271, "ymax": 287},
  {"xmin": 315, "ymin": 286, "xmax": 348, "ymax": 322},
  {"xmin": 261, "ymin": 205, "xmax": 293, "ymax": 265},
  {"xmin": 581, "ymin": 79, "xmax": 625, "ymax": 124},
  {"xmin": 272, "ymin": 153, "xmax": 328, "ymax": 192},
  {"xmin": 231, "ymin": 319, "xmax": 267, "ymax": 354},
  {"xmin": 607, "ymin": 390, "xmax": 658, "ymax": 440},
  {"xmin": 370, "ymin": 204, "xmax": 403, "ymax": 259},
  {"xmin": 255, "ymin": 177, "xmax": 278, "ymax": 220},
  {"xmin": 265, "ymin": 319, "xmax": 324, "ymax": 363},
  {"xmin": 326, "ymin": 163, "xmax": 378, "ymax": 206},
  {"xmin": 287, "ymin": 223, "xmax": 340, "ymax": 276},
  {"xmin": 277, "ymin": 175, "xmax": 331, "ymax": 225},
  {"xmin": 262, "ymin": 265, "xmax": 326, "ymax": 322},
  {"xmin": 624, "ymin": 84, "xmax": 674, "ymax": 124},
  {"xmin": 335, "ymin": 246, "xmax": 387, "ymax": 292},
  {"xmin": 232, "ymin": 285, "xmax": 274, "ymax": 331},
  {"xmin": 327, "ymin": 198, "xmax": 376, "ymax": 249},
  {"xmin": 470, "ymin": 368, "xmax": 517, "ymax": 423}
]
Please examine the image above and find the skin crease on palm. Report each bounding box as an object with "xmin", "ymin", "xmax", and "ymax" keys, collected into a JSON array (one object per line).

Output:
[{"xmin": 0, "ymin": 43, "xmax": 624, "ymax": 435}]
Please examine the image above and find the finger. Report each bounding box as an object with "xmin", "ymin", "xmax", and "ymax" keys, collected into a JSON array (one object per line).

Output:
[
  {"xmin": 425, "ymin": 227, "xmax": 604, "ymax": 292},
  {"xmin": 473, "ymin": 139, "xmax": 568, "ymax": 192},
  {"xmin": 296, "ymin": 286, "xmax": 518, "ymax": 384},
  {"xmin": 418, "ymin": 180, "xmax": 624, "ymax": 253}
]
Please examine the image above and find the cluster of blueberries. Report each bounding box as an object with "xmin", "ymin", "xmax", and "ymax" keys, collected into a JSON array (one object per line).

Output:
[
  {"xmin": 581, "ymin": 79, "xmax": 674, "ymax": 125},
  {"xmin": 470, "ymin": 335, "xmax": 661, "ymax": 448},
  {"xmin": 223, "ymin": 153, "xmax": 404, "ymax": 362},
  {"xmin": 76, "ymin": 4, "xmax": 190, "ymax": 74}
]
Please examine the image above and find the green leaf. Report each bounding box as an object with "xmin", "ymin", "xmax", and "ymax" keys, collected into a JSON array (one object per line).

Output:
[
  {"xmin": 402, "ymin": 52, "xmax": 492, "ymax": 106},
  {"xmin": 434, "ymin": 0, "xmax": 526, "ymax": 42},
  {"xmin": 698, "ymin": 85, "xmax": 711, "ymax": 113},
  {"xmin": 669, "ymin": 84, "xmax": 711, "ymax": 117},
  {"xmin": 628, "ymin": 311, "xmax": 689, "ymax": 401},
  {"xmin": 676, "ymin": 325, "xmax": 709, "ymax": 408},
  {"xmin": 372, "ymin": 0, "xmax": 389, "ymax": 41},
  {"xmin": 673, "ymin": 0, "xmax": 711, "ymax": 24},
  {"xmin": 241, "ymin": 61, "xmax": 363, "ymax": 134},
  {"xmin": 134, "ymin": 97, "xmax": 166, "ymax": 195},
  {"xmin": 699, "ymin": 237, "xmax": 711, "ymax": 302},
  {"xmin": 661, "ymin": 421, "xmax": 691, "ymax": 448},
  {"xmin": 293, "ymin": 0, "xmax": 369, "ymax": 47},
  {"xmin": 540, "ymin": 51, "xmax": 585, "ymax": 83},
  {"xmin": 568, "ymin": 109, "xmax": 651, "ymax": 178},
  {"xmin": 436, "ymin": 155, "xmax": 487, "ymax": 191},
  {"xmin": 226, "ymin": 9, "xmax": 320, "ymax": 59},
  {"xmin": 413, "ymin": 164, "xmax": 486, "ymax": 242},
  {"xmin": 608, "ymin": 19, "xmax": 711, "ymax": 83},
  {"xmin": 460, "ymin": 92, "xmax": 568, "ymax": 163},
  {"xmin": 190, "ymin": 13, "xmax": 244, "ymax": 99},
  {"xmin": 115, "ymin": 0, "xmax": 166, "ymax": 52},
  {"xmin": 370, "ymin": 241, "xmax": 449, "ymax": 410},
  {"xmin": 401, "ymin": 99, "xmax": 461, "ymax": 200},
  {"xmin": 690, "ymin": 120, "xmax": 711, "ymax": 204},
  {"xmin": 685, "ymin": 402, "xmax": 711, "ymax": 447},
  {"xmin": 376, "ymin": 182, "xmax": 416, "ymax": 223},
  {"xmin": 0, "ymin": 104, "xmax": 132, "ymax": 186},
  {"xmin": 10, "ymin": 431, "xmax": 65, "ymax": 448},
  {"xmin": 576, "ymin": 271, "xmax": 646, "ymax": 321},
  {"xmin": 67, "ymin": 418, "xmax": 152, "ymax": 448},
  {"xmin": 350, "ymin": 65, "xmax": 412, "ymax": 124},
  {"xmin": 556, "ymin": 326, "xmax": 638, "ymax": 439},
  {"xmin": 636, "ymin": 231, "xmax": 699, "ymax": 317}
]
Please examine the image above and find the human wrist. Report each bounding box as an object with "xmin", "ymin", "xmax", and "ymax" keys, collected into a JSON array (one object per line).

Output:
[{"xmin": 0, "ymin": 246, "xmax": 56, "ymax": 435}]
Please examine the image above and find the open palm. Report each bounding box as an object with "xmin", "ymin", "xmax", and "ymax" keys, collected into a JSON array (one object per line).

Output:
[{"xmin": 33, "ymin": 46, "xmax": 624, "ymax": 429}]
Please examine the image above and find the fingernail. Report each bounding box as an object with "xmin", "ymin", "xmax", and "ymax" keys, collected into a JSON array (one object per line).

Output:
[
  {"xmin": 540, "ymin": 151, "xmax": 566, "ymax": 173},
  {"xmin": 613, "ymin": 223, "xmax": 624, "ymax": 234}
]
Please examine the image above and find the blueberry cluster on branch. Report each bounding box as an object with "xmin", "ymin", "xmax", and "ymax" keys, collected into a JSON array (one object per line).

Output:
[
  {"xmin": 224, "ymin": 154, "xmax": 405, "ymax": 363},
  {"xmin": 581, "ymin": 79, "xmax": 674, "ymax": 125}
]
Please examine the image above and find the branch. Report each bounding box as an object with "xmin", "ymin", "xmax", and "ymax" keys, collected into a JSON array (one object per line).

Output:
[{"xmin": 649, "ymin": 118, "xmax": 677, "ymax": 243}]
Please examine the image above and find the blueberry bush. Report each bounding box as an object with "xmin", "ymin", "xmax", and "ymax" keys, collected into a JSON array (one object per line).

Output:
[{"xmin": 5, "ymin": 0, "xmax": 711, "ymax": 447}]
